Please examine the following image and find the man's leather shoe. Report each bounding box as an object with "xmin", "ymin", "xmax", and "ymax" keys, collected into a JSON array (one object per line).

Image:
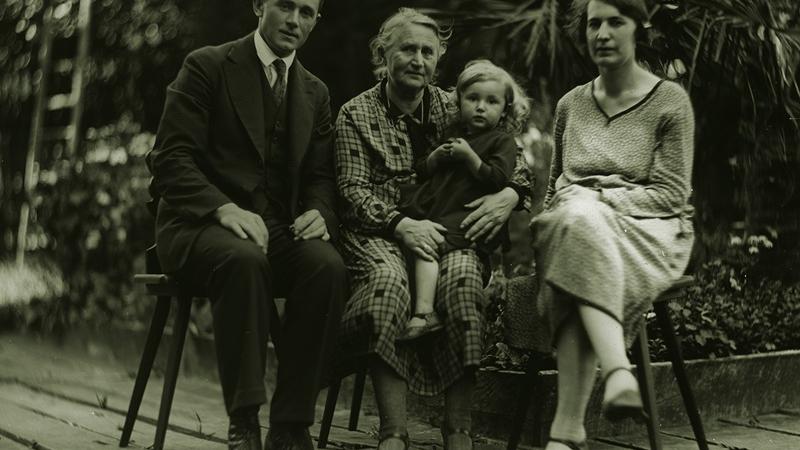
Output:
[
  {"xmin": 264, "ymin": 424, "xmax": 314, "ymax": 450},
  {"xmin": 228, "ymin": 414, "xmax": 262, "ymax": 450}
]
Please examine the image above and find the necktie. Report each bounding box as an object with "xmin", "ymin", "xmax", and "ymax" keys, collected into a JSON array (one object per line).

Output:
[{"xmin": 272, "ymin": 59, "xmax": 286, "ymax": 105}]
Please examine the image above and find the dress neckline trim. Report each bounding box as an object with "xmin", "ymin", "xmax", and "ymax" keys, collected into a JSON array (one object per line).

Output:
[{"xmin": 590, "ymin": 78, "xmax": 665, "ymax": 124}]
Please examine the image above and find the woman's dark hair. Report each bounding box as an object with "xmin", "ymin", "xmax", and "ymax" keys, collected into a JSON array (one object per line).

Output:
[{"xmin": 573, "ymin": 0, "xmax": 651, "ymax": 48}]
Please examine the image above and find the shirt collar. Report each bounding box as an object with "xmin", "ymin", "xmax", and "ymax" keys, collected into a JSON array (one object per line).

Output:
[
  {"xmin": 253, "ymin": 31, "xmax": 295, "ymax": 72},
  {"xmin": 378, "ymin": 78, "xmax": 430, "ymax": 125}
]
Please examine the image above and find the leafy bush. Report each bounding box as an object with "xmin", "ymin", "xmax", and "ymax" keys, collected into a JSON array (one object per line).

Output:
[
  {"xmin": 651, "ymin": 230, "xmax": 800, "ymax": 360},
  {"xmin": 0, "ymin": 257, "xmax": 67, "ymax": 331},
  {"xmin": 13, "ymin": 115, "xmax": 155, "ymax": 331},
  {"xmin": 0, "ymin": 258, "xmax": 65, "ymax": 308}
]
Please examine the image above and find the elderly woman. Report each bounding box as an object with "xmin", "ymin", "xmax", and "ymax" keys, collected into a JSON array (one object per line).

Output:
[
  {"xmin": 334, "ymin": 8, "xmax": 531, "ymax": 450},
  {"xmin": 530, "ymin": 0, "xmax": 695, "ymax": 449}
]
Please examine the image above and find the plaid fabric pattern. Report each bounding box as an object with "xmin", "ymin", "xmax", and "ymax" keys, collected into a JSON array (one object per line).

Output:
[
  {"xmin": 335, "ymin": 83, "xmax": 451, "ymax": 233},
  {"xmin": 335, "ymin": 83, "xmax": 531, "ymax": 234},
  {"xmin": 336, "ymin": 228, "xmax": 486, "ymax": 395},
  {"xmin": 334, "ymin": 83, "xmax": 531, "ymax": 395}
]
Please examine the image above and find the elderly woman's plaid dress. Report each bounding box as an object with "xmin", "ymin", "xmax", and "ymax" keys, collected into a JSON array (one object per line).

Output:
[{"xmin": 334, "ymin": 82, "xmax": 530, "ymax": 395}]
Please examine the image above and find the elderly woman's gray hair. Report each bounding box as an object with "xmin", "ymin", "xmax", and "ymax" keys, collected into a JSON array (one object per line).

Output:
[{"xmin": 369, "ymin": 8, "xmax": 452, "ymax": 80}]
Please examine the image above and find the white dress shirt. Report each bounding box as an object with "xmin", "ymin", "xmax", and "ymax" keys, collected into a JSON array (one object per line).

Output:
[{"xmin": 253, "ymin": 31, "xmax": 295, "ymax": 89}]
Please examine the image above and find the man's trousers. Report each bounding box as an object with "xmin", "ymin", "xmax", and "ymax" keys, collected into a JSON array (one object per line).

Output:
[{"xmin": 178, "ymin": 222, "xmax": 346, "ymax": 424}]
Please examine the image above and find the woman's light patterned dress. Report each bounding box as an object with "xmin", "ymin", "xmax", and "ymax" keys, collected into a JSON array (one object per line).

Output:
[{"xmin": 531, "ymin": 79, "xmax": 695, "ymax": 345}]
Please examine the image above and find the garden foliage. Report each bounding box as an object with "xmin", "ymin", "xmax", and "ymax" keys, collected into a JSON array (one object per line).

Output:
[
  {"xmin": 0, "ymin": 1, "xmax": 797, "ymax": 362},
  {"xmin": 657, "ymin": 230, "xmax": 800, "ymax": 359},
  {"xmin": 5, "ymin": 116, "xmax": 155, "ymax": 331}
]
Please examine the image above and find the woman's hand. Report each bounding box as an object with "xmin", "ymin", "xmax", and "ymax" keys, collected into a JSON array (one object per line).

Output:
[
  {"xmin": 460, "ymin": 187, "xmax": 519, "ymax": 243},
  {"xmin": 394, "ymin": 217, "xmax": 447, "ymax": 262}
]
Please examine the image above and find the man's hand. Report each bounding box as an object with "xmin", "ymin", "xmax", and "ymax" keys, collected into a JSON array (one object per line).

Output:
[
  {"xmin": 394, "ymin": 217, "xmax": 446, "ymax": 262},
  {"xmin": 292, "ymin": 209, "xmax": 329, "ymax": 241},
  {"xmin": 460, "ymin": 187, "xmax": 519, "ymax": 243},
  {"xmin": 214, "ymin": 203, "xmax": 269, "ymax": 254}
]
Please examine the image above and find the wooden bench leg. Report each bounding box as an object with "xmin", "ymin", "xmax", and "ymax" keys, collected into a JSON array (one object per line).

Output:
[
  {"xmin": 506, "ymin": 354, "xmax": 546, "ymax": 450},
  {"xmin": 152, "ymin": 296, "xmax": 192, "ymax": 450},
  {"xmin": 318, "ymin": 378, "xmax": 342, "ymax": 448},
  {"xmin": 119, "ymin": 295, "xmax": 171, "ymax": 447},
  {"xmin": 653, "ymin": 302, "xmax": 709, "ymax": 450},
  {"xmin": 633, "ymin": 322, "xmax": 663, "ymax": 450},
  {"xmin": 348, "ymin": 369, "xmax": 367, "ymax": 431}
]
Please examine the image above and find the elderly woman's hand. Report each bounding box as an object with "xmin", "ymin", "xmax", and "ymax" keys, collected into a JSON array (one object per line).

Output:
[
  {"xmin": 394, "ymin": 217, "xmax": 447, "ymax": 262},
  {"xmin": 460, "ymin": 187, "xmax": 519, "ymax": 242}
]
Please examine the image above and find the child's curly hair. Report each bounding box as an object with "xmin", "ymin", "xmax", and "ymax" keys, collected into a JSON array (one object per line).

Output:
[{"xmin": 452, "ymin": 59, "xmax": 531, "ymax": 135}]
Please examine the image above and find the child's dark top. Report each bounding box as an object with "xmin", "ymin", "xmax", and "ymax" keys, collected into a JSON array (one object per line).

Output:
[{"xmin": 398, "ymin": 127, "xmax": 518, "ymax": 254}]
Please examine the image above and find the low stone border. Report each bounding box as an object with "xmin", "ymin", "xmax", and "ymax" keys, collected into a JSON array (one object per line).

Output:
[{"xmin": 463, "ymin": 350, "xmax": 800, "ymax": 445}]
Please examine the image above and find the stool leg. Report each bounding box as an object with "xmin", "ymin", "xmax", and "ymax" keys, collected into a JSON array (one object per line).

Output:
[
  {"xmin": 152, "ymin": 296, "xmax": 191, "ymax": 450},
  {"xmin": 119, "ymin": 295, "xmax": 171, "ymax": 447},
  {"xmin": 654, "ymin": 302, "xmax": 709, "ymax": 450},
  {"xmin": 318, "ymin": 379, "xmax": 341, "ymax": 448},
  {"xmin": 348, "ymin": 369, "xmax": 367, "ymax": 431},
  {"xmin": 506, "ymin": 354, "xmax": 545, "ymax": 450},
  {"xmin": 632, "ymin": 322, "xmax": 662, "ymax": 450}
]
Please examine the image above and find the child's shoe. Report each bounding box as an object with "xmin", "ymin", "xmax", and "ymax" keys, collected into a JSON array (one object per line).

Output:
[{"xmin": 396, "ymin": 312, "xmax": 444, "ymax": 342}]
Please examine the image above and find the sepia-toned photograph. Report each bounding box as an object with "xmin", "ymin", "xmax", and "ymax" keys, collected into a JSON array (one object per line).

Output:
[{"xmin": 0, "ymin": 0, "xmax": 799, "ymax": 449}]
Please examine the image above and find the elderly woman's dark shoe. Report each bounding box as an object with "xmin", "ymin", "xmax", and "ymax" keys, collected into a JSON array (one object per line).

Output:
[
  {"xmin": 601, "ymin": 367, "xmax": 647, "ymax": 423},
  {"xmin": 377, "ymin": 431, "xmax": 409, "ymax": 450}
]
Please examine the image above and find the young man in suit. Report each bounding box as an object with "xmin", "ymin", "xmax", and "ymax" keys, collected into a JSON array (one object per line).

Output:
[{"xmin": 146, "ymin": 1, "xmax": 345, "ymax": 449}]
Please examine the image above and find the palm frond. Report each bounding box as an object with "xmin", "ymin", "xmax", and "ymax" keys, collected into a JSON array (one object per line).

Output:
[
  {"xmin": 522, "ymin": 0, "xmax": 550, "ymax": 67},
  {"xmin": 424, "ymin": 0, "xmax": 800, "ymax": 234}
]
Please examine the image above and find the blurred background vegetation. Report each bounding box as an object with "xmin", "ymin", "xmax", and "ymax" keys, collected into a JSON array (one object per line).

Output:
[{"xmin": 1, "ymin": 0, "xmax": 799, "ymax": 361}]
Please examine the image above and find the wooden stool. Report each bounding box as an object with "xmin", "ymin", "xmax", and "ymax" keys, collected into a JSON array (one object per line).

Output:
[
  {"xmin": 506, "ymin": 275, "xmax": 709, "ymax": 450},
  {"xmin": 317, "ymin": 277, "xmax": 709, "ymax": 450},
  {"xmin": 317, "ymin": 368, "xmax": 368, "ymax": 448},
  {"xmin": 118, "ymin": 246, "xmax": 280, "ymax": 450}
]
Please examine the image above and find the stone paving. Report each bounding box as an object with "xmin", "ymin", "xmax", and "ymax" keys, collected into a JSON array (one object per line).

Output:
[{"xmin": 1, "ymin": 334, "xmax": 799, "ymax": 450}]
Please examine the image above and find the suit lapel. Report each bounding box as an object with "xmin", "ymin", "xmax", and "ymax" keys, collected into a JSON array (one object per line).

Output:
[
  {"xmin": 224, "ymin": 33, "xmax": 267, "ymax": 162},
  {"xmin": 287, "ymin": 61, "xmax": 314, "ymax": 176}
]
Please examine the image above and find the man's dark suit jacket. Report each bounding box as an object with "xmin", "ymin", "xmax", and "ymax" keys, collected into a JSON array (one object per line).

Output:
[{"xmin": 147, "ymin": 32, "xmax": 338, "ymax": 273}]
